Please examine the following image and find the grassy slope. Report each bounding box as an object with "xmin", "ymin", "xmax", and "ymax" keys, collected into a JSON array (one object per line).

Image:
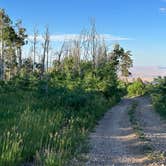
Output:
[{"xmin": 0, "ymin": 88, "xmax": 112, "ymax": 166}]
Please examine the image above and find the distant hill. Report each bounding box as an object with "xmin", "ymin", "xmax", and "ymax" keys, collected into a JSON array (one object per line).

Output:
[{"xmin": 127, "ymin": 66, "xmax": 166, "ymax": 82}]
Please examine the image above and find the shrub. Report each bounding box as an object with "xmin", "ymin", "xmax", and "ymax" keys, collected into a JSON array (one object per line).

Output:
[
  {"xmin": 151, "ymin": 77, "xmax": 166, "ymax": 117},
  {"xmin": 127, "ymin": 78, "xmax": 146, "ymax": 97}
]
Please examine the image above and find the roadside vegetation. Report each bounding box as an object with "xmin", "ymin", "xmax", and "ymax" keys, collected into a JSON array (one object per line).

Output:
[
  {"xmin": 0, "ymin": 9, "xmax": 133, "ymax": 165},
  {"xmin": 0, "ymin": 85, "xmax": 110, "ymax": 165},
  {"xmin": 125, "ymin": 75, "xmax": 166, "ymax": 119},
  {"xmin": 150, "ymin": 76, "xmax": 166, "ymax": 118},
  {"xmin": 126, "ymin": 75, "xmax": 166, "ymax": 119},
  {"xmin": 127, "ymin": 78, "xmax": 146, "ymax": 97}
]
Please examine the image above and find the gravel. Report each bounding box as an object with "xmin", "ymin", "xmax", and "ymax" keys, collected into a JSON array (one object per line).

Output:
[
  {"xmin": 85, "ymin": 98, "xmax": 149, "ymax": 166},
  {"xmin": 135, "ymin": 96, "xmax": 166, "ymax": 165}
]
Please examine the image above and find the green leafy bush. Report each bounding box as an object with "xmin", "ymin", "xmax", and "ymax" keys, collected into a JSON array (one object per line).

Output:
[
  {"xmin": 151, "ymin": 77, "xmax": 166, "ymax": 117},
  {"xmin": 127, "ymin": 78, "xmax": 146, "ymax": 97}
]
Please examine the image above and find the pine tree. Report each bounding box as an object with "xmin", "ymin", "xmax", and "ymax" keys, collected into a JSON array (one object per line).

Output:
[
  {"xmin": 0, "ymin": 9, "xmax": 12, "ymax": 80},
  {"xmin": 15, "ymin": 20, "xmax": 28, "ymax": 70}
]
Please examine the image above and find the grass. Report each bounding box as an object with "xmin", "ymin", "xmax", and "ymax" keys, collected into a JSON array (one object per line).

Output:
[
  {"xmin": 148, "ymin": 151, "xmax": 166, "ymax": 162},
  {"xmin": 0, "ymin": 88, "xmax": 113, "ymax": 166}
]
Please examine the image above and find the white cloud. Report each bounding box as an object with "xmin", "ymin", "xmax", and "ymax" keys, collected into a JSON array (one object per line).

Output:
[
  {"xmin": 159, "ymin": 7, "xmax": 166, "ymax": 13},
  {"xmin": 101, "ymin": 34, "xmax": 131, "ymax": 41},
  {"xmin": 28, "ymin": 34, "xmax": 131, "ymax": 42}
]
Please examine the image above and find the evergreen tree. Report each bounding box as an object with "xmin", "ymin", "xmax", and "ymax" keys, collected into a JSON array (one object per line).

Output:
[
  {"xmin": 0, "ymin": 9, "xmax": 12, "ymax": 80},
  {"xmin": 109, "ymin": 44, "xmax": 133, "ymax": 78}
]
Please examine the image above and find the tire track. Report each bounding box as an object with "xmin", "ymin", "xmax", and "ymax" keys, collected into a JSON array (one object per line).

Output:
[{"xmin": 86, "ymin": 98, "xmax": 149, "ymax": 166}]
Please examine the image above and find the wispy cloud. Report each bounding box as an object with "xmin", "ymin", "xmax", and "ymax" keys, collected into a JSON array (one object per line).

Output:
[
  {"xmin": 28, "ymin": 34, "xmax": 132, "ymax": 42},
  {"xmin": 100, "ymin": 34, "xmax": 131, "ymax": 41},
  {"xmin": 159, "ymin": 7, "xmax": 166, "ymax": 13}
]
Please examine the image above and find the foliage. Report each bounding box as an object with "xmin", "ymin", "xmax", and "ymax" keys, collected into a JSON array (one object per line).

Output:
[
  {"xmin": 0, "ymin": 9, "xmax": 27, "ymax": 80},
  {"xmin": 0, "ymin": 64, "xmax": 125, "ymax": 165},
  {"xmin": 117, "ymin": 80, "xmax": 128, "ymax": 97},
  {"xmin": 151, "ymin": 77, "xmax": 166, "ymax": 117},
  {"xmin": 0, "ymin": 8, "xmax": 133, "ymax": 165},
  {"xmin": 127, "ymin": 78, "xmax": 146, "ymax": 97},
  {"xmin": 110, "ymin": 44, "xmax": 133, "ymax": 77},
  {"xmin": 0, "ymin": 85, "xmax": 110, "ymax": 165}
]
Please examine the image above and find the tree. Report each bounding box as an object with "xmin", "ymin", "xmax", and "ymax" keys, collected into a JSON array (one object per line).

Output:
[
  {"xmin": 15, "ymin": 20, "xmax": 28, "ymax": 70},
  {"xmin": 0, "ymin": 9, "xmax": 28, "ymax": 80},
  {"xmin": 109, "ymin": 44, "xmax": 133, "ymax": 78},
  {"xmin": 90, "ymin": 19, "xmax": 98, "ymax": 70},
  {"xmin": 0, "ymin": 9, "xmax": 12, "ymax": 80},
  {"xmin": 120, "ymin": 50, "xmax": 133, "ymax": 77},
  {"xmin": 32, "ymin": 27, "xmax": 38, "ymax": 72},
  {"xmin": 4, "ymin": 26, "xmax": 18, "ymax": 80},
  {"xmin": 41, "ymin": 26, "xmax": 50, "ymax": 77}
]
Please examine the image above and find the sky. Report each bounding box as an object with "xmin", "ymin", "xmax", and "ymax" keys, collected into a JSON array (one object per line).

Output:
[{"xmin": 0, "ymin": 0, "xmax": 166, "ymax": 66}]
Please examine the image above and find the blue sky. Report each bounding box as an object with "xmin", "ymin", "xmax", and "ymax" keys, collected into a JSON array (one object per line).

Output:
[{"xmin": 0, "ymin": 0, "xmax": 166, "ymax": 66}]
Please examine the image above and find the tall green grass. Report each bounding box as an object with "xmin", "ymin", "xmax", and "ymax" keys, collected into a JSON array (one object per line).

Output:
[{"xmin": 0, "ymin": 87, "xmax": 113, "ymax": 165}]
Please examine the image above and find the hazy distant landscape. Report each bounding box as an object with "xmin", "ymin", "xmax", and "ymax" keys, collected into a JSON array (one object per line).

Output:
[{"xmin": 130, "ymin": 66, "xmax": 166, "ymax": 82}]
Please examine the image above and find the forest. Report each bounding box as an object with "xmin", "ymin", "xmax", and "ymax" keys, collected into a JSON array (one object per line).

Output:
[{"xmin": 0, "ymin": 8, "xmax": 166, "ymax": 166}]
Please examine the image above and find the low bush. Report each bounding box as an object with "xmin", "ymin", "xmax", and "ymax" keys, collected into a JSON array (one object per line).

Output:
[
  {"xmin": 151, "ymin": 77, "xmax": 166, "ymax": 117},
  {"xmin": 127, "ymin": 78, "xmax": 146, "ymax": 97}
]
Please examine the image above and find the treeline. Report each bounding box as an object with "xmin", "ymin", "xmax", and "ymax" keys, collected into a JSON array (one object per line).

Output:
[
  {"xmin": 0, "ymin": 9, "xmax": 132, "ymax": 85},
  {"xmin": 0, "ymin": 9, "xmax": 27, "ymax": 80},
  {"xmin": 0, "ymin": 9, "xmax": 133, "ymax": 165}
]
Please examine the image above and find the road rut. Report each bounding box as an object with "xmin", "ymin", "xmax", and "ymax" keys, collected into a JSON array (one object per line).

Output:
[{"xmin": 86, "ymin": 98, "xmax": 149, "ymax": 166}]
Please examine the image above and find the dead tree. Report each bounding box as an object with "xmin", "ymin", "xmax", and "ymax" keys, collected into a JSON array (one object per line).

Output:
[
  {"xmin": 90, "ymin": 19, "xmax": 98, "ymax": 69},
  {"xmin": 72, "ymin": 40, "xmax": 81, "ymax": 75},
  {"xmin": 0, "ymin": 10, "xmax": 5, "ymax": 80},
  {"xmin": 41, "ymin": 26, "xmax": 50, "ymax": 77},
  {"xmin": 32, "ymin": 27, "xmax": 38, "ymax": 72}
]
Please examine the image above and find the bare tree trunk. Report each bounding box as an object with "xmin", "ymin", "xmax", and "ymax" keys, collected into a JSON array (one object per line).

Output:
[
  {"xmin": 46, "ymin": 39, "xmax": 50, "ymax": 72},
  {"xmin": 72, "ymin": 40, "xmax": 81, "ymax": 75},
  {"xmin": 33, "ymin": 28, "xmax": 38, "ymax": 72},
  {"xmin": 90, "ymin": 19, "xmax": 97, "ymax": 70},
  {"xmin": 0, "ymin": 16, "xmax": 4, "ymax": 80},
  {"xmin": 18, "ymin": 47, "xmax": 22, "ymax": 69},
  {"xmin": 41, "ymin": 41, "xmax": 46, "ymax": 77},
  {"xmin": 58, "ymin": 42, "xmax": 65, "ymax": 66},
  {"xmin": 41, "ymin": 26, "xmax": 50, "ymax": 78}
]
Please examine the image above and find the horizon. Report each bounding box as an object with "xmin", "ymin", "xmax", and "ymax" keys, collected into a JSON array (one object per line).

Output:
[{"xmin": 0, "ymin": 0, "xmax": 166, "ymax": 66}]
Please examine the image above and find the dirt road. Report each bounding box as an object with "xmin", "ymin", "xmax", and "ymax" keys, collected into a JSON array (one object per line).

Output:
[{"xmin": 86, "ymin": 97, "xmax": 166, "ymax": 166}]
